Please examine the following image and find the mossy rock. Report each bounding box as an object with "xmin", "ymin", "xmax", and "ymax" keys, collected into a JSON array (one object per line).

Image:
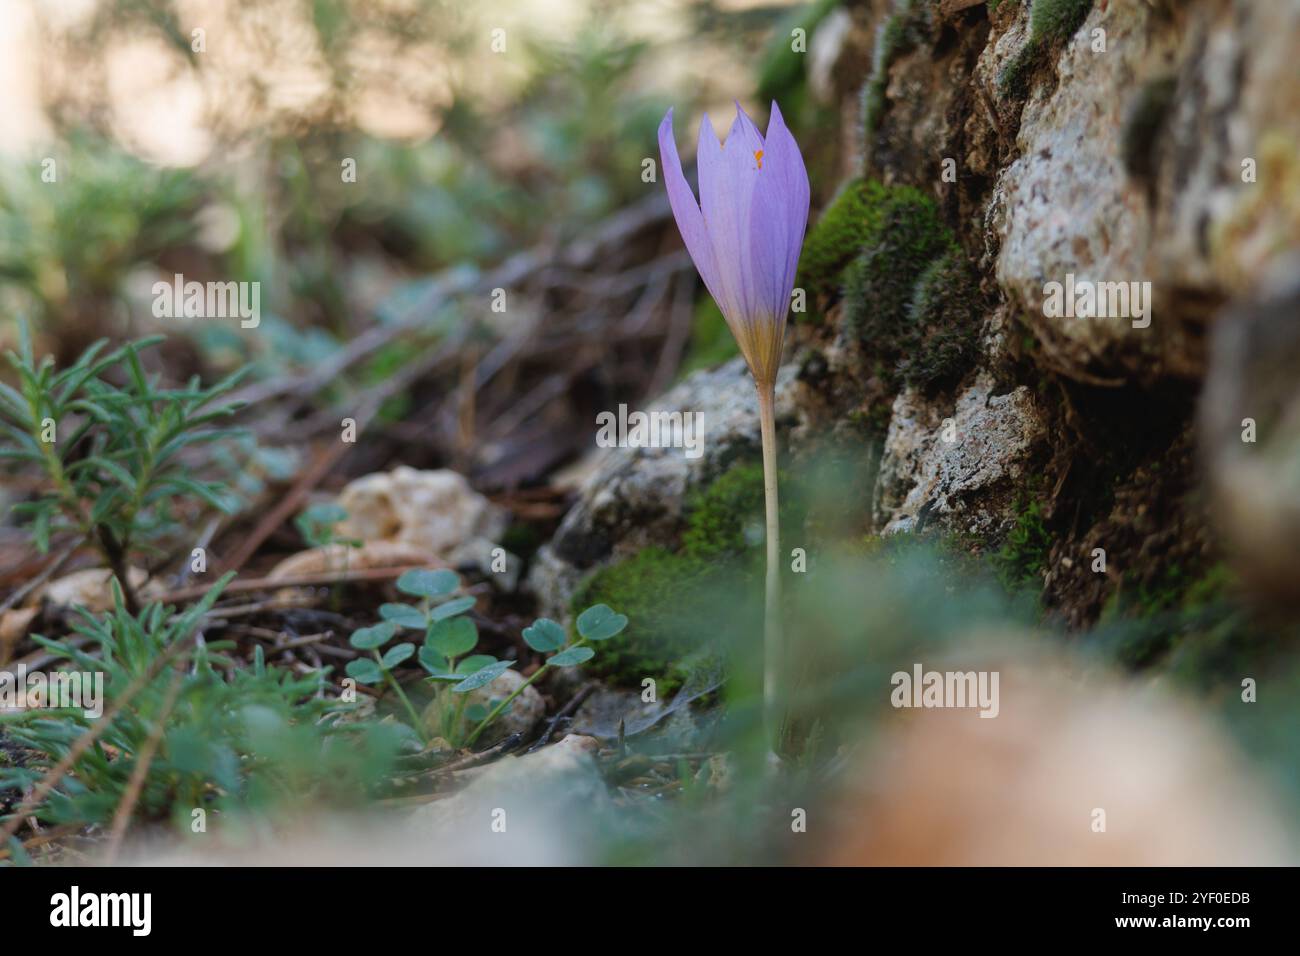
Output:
[
  {"xmin": 992, "ymin": 493, "xmax": 1050, "ymax": 592},
  {"xmin": 1029, "ymin": 0, "xmax": 1093, "ymax": 44},
  {"xmin": 842, "ymin": 184, "xmax": 979, "ymax": 389},
  {"xmin": 797, "ymin": 179, "xmax": 890, "ymax": 303},
  {"xmin": 843, "ymin": 185, "xmax": 952, "ymax": 335},
  {"xmin": 997, "ymin": 0, "xmax": 1095, "ymax": 99},
  {"xmin": 571, "ymin": 461, "xmax": 806, "ymax": 692},
  {"xmin": 898, "ymin": 251, "xmax": 981, "ymax": 389},
  {"xmin": 681, "ymin": 462, "xmax": 767, "ymax": 558},
  {"xmin": 569, "ymin": 546, "xmax": 709, "ymax": 696}
]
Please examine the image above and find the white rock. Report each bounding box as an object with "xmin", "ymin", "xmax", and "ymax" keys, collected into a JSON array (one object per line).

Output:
[
  {"xmin": 875, "ymin": 374, "xmax": 1044, "ymax": 537},
  {"xmin": 411, "ymin": 733, "xmax": 610, "ymax": 863},
  {"xmin": 335, "ymin": 467, "xmax": 506, "ymax": 563}
]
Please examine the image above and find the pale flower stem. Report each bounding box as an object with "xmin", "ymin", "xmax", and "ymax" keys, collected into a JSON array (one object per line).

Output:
[{"xmin": 757, "ymin": 383, "xmax": 784, "ymax": 749}]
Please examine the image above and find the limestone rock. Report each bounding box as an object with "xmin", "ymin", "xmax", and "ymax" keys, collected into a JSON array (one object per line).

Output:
[
  {"xmin": 335, "ymin": 466, "xmax": 506, "ymax": 565},
  {"xmin": 525, "ymin": 357, "xmax": 798, "ymax": 616},
  {"xmin": 412, "ymin": 734, "xmax": 610, "ymax": 863},
  {"xmin": 992, "ymin": 1, "xmax": 1300, "ymax": 384},
  {"xmin": 875, "ymin": 374, "xmax": 1045, "ymax": 537},
  {"xmin": 42, "ymin": 566, "xmax": 154, "ymax": 613}
]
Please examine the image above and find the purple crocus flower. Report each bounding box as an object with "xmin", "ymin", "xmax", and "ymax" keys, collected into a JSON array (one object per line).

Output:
[
  {"xmin": 659, "ymin": 101, "xmax": 809, "ymax": 753},
  {"xmin": 658, "ymin": 101, "xmax": 810, "ymax": 388}
]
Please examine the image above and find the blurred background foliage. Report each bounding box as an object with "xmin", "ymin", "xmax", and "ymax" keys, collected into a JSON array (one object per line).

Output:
[{"xmin": 0, "ymin": 0, "xmax": 839, "ymax": 383}]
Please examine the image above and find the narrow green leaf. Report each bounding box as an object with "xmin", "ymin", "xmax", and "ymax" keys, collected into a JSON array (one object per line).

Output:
[
  {"xmin": 429, "ymin": 595, "xmax": 475, "ymax": 621},
  {"xmin": 451, "ymin": 660, "xmax": 512, "ymax": 693},
  {"xmin": 547, "ymin": 646, "xmax": 595, "ymax": 667}
]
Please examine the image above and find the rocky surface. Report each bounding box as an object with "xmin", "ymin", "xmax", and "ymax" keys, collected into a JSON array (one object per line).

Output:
[
  {"xmin": 875, "ymin": 374, "xmax": 1045, "ymax": 537},
  {"xmin": 336, "ymin": 466, "xmax": 506, "ymax": 567},
  {"xmin": 523, "ymin": 0, "xmax": 1300, "ymax": 636},
  {"xmin": 527, "ymin": 357, "xmax": 798, "ymax": 616},
  {"xmin": 411, "ymin": 734, "xmax": 610, "ymax": 863}
]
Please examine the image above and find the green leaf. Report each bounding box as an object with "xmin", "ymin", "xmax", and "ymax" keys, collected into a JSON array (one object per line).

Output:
[
  {"xmin": 547, "ymin": 646, "xmax": 595, "ymax": 667},
  {"xmin": 418, "ymin": 645, "xmax": 452, "ymax": 676},
  {"xmin": 457, "ymin": 654, "xmax": 497, "ymax": 674},
  {"xmin": 522, "ymin": 617, "xmax": 565, "ymax": 652},
  {"xmin": 349, "ymin": 621, "xmax": 397, "ymax": 650},
  {"xmin": 379, "ymin": 603, "xmax": 427, "ymax": 629},
  {"xmin": 381, "ymin": 642, "xmax": 415, "ymax": 668},
  {"xmin": 429, "ymin": 595, "xmax": 475, "ymax": 621},
  {"xmin": 426, "ymin": 617, "xmax": 477, "ymax": 658},
  {"xmin": 576, "ymin": 604, "xmax": 628, "ymax": 641},
  {"xmin": 396, "ymin": 568, "xmax": 459, "ymax": 599},
  {"xmin": 346, "ymin": 658, "xmax": 382, "ymax": 684},
  {"xmin": 451, "ymin": 660, "xmax": 513, "ymax": 693}
]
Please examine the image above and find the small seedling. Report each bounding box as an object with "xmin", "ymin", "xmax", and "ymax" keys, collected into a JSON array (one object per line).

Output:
[
  {"xmin": 350, "ymin": 569, "xmax": 628, "ymax": 750},
  {"xmin": 460, "ymin": 603, "xmax": 628, "ymax": 748}
]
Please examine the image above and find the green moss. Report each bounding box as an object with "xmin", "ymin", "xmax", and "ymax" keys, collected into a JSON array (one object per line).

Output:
[
  {"xmin": 1029, "ymin": 0, "xmax": 1093, "ymax": 44},
  {"xmin": 1096, "ymin": 563, "xmax": 1249, "ymax": 675},
  {"xmin": 997, "ymin": 0, "xmax": 1094, "ymax": 98},
  {"xmin": 842, "ymin": 184, "xmax": 978, "ymax": 389},
  {"xmin": 797, "ymin": 179, "xmax": 888, "ymax": 304},
  {"xmin": 569, "ymin": 461, "xmax": 814, "ymax": 692},
  {"xmin": 681, "ymin": 462, "xmax": 767, "ymax": 558},
  {"xmin": 996, "ymin": 43, "xmax": 1039, "ymax": 99},
  {"xmin": 569, "ymin": 546, "xmax": 705, "ymax": 695},
  {"xmin": 897, "ymin": 250, "xmax": 981, "ymax": 388},
  {"xmin": 993, "ymin": 496, "xmax": 1050, "ymax": 591}
]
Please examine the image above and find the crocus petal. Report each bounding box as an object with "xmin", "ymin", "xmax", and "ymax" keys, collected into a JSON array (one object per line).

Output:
[
  {"xmin": 759, "ymin": 100, "xmax": 810, "ymax": 305},
  {"xmin": 657, "ymin": 109, "xmax": 723, "ymax": 307},
  {"xmin": 658, "ymin": 101, "xmax": 810, "ymax": 388},
  {"xmin": 730, "ymin": 101, "xmax": 766, "ymax": 157},
  {"xmin": 702, "ymin": 110, "xmax": 763, "ymax": 341}
]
